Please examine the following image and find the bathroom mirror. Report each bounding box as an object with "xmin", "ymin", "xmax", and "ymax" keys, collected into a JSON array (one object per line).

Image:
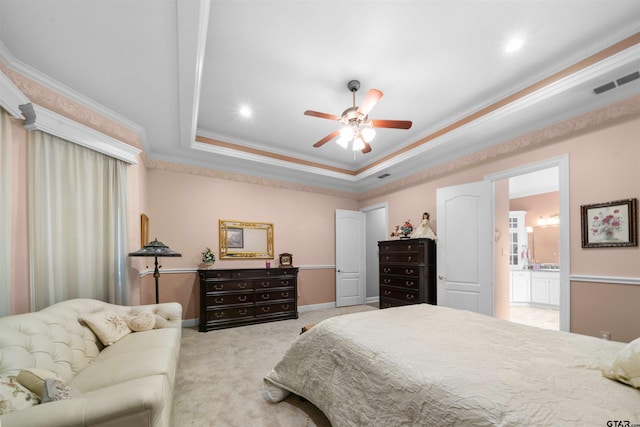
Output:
[{"xmin": 219, "ymin": 220, "xmax": 274, "ymax": 259}]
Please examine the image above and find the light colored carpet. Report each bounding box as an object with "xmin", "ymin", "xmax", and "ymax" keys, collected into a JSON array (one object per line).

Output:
[{"xmin": 171, "ymin": 304, "xmax": 376, "ymax": 426}]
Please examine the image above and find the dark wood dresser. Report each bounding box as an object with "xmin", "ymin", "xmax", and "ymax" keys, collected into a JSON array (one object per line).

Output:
[
  {"xmin": 378, "ymin": 238, "xmax": 436, "ymax": 308},
  {"xmin": 197, "ymin": 267, "xmax": 298, "ymax": 332}
]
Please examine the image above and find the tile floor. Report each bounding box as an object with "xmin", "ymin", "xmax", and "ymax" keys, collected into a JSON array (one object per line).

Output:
[{"xmin": 509, "ymin": 304, "xmax": 559, "ymax": 330}]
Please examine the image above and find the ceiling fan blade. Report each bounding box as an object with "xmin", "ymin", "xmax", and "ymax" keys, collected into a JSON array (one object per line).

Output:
[
  {"xmin": 361, "ymin": 142, "xmax": 372, "ymax": 154},
  {"xmin": 313, "ymin": 130, "xmax": 340, "ymax": 147},
  {"xmin": 371, "ymin": 119, "xmax": 413, "ymax": 129},
  {"xmin": 357, "ymin": 89, "xmax": 383, "ymax": 116},
  {"xmin": 304, "ymin": 110, "xmax": 341, "ymax": 121}
]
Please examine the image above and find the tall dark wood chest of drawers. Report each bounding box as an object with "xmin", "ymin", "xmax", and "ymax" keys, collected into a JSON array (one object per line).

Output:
[
  {"xmin": 378, "ymin": 238, "xmax": 436, "ymax": 308},
  {"xmin": 197, "ymin": 267, "xmax": 298, "ymax": 332}
]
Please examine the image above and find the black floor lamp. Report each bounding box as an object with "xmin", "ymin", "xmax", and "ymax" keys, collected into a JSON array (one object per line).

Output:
[{"xmin": 129, "ymin": 238, "xmax": 182, "ymax": 304}]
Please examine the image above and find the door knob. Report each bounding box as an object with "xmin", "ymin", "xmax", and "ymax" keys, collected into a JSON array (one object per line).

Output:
[{"xmin": 438, "ymin": 275, "xmax": 446, "ymax": 280}]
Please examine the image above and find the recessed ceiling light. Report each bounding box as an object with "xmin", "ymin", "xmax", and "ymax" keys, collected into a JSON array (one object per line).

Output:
[
  {"xmin": 505, "ymin": 37, "xmax": 524, "ymax": 53},
  {"xmin": 239, "ymin": 106, "xmax": 252, "ymax": 118}
]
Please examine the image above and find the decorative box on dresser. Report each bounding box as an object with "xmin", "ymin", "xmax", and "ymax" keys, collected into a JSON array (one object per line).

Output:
[
  {"xmin": 198, "ymin": 267, "xmax": 298, "ymax": 332},
  {"xmin": 378, "ymin": 238, "xmax": 437, "ymax": 308}
]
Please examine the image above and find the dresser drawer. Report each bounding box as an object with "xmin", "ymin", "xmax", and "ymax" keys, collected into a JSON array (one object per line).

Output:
[
  {"xmin": 255, "ymin": 301, "xmax": 295, "ymax": 316},
  {"xmin": 206, "ymin": 306, "xmax": 254, "ymax": 321},
  {"xmin": 378, "ymin": 241, "xmax": 421, "ymax": 253},
  {"xmin": 380, "ymin": 297, "xmax": 414, "ymax": 309},
  {"xmin": 380, "ymin": 265, "xmax": 420, "ymax": 277},
  {"xmin": 380, "ymin": 286, "xmax": 420, "ymax": 303},
  {"xmin": 380, "ymin": 276, "xmax": 419, "ymax": 289},
  {"xmin": 379, "ymin": 253, "xmax": 423, "ymax": 264},
  {"xmin": 255, "ymin": 278, "xmax": 296, "ymax": 289},
  {"xmin": 205, "ymin": 280, "xmax": 252, "ymax": 292},
  {"xmin": 256, "ymin": 288, "xmax": 295, "ymax": 302},
  {"xmin": 205, "ymin": 292, "xmax": 253, "ymax": 307}
]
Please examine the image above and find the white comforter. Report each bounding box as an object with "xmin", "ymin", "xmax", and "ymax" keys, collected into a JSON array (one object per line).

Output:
[{"xmin": 264, "ymin": 304, "xmax": 639, "ymax": 426}]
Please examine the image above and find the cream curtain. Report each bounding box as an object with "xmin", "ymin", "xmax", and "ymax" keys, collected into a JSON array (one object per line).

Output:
[
  {"xmin": 28, "ymin": 130, "xmax": 129, "ymax": 310},
  {"xmin": 0, "ymin": 108, "xmax": 12, "ymax": 317}
]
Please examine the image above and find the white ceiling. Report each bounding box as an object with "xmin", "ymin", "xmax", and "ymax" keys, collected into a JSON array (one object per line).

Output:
[{"xmin": 1, "ymin": 1, "xmax": 639, "ymax": 194}]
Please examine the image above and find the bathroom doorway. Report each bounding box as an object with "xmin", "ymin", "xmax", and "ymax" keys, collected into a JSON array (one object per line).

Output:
[{"xmin": 508, "ymin": 167, "xmax": 560, "ymax": 330}]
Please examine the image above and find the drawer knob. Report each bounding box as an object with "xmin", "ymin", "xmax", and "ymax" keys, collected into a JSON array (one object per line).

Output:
[
  {"xmin": 383, "ymin": 267, "xmax": 391, "ymax": 273},
  {"xmin": 261, "ymin": 294, "xmax": 270, "ymax": 300},
  {"xmin": 261, "ymin": 306, "xmax": 271, "ymax": 313},
  {"xmin": 238, "ymin": 295, "xmax": 247, "ymax": 302},
  {"xmin": 261, "ymin": 282, "xmax": 269, "ymax": 287},
  {"xmin": 383, "ymin": 278, "xmax": 391, "ymax": 284},
  {"xmin": 282, "ymin": 304, "xmax": 289, "ymax": 310},
  {"xmin": 237, "ymin": 283, "xmax": 247, "ymax": 289},
  {"xmin": 407, "ymin": 245, "xmax": 412, "ymax": 250},
  {"xmin": 405, "ymin": 281, "xmax": 414, "ymax": 287},
  {"xmin": 281, "ymin": 292, "xmax": 289, "ymax": 298},
  {"xmin": 384, "ymin": 290, "xmax": 391, "ymax": 296},
  {"xmin": 214, "ymin": 312, "xmax": 224, "ymax": 318},
  {"xmin": 238, "ymin": 309, "xmax": 247, "ymax": 316},
  {"xmin": 214, "ymin": 284, "xmax": 223, "ymax": 290},
  {"xmin": 405, "ymin": 269, "xmax": 414, "ymax": 275},
  {"xmin": 407, "ymin": 256, "xmax": 412, "ymax": 262},
  {"xmin": 406, "ymin": 294, "xmax": 415, "ymax": 300},
  {"xmin": 214, "ymin": 297, "xmax": 224, "ymax": 304}
]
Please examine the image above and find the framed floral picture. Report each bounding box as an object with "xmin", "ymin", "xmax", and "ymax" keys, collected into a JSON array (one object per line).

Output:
[{"xmin": 581, "ymin": 198, "xmax": 637, "ymax": 248}]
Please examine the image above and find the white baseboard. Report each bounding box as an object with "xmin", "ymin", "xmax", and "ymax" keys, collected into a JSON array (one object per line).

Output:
[{"xmin": 298, "ymin": 302, "xmax": 336, "ymax": 312}]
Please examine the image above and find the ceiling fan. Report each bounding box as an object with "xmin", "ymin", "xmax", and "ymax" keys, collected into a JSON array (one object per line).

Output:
[{"xmin": 304, "ymin": 80, "xmax": 412, "ymax": 154}]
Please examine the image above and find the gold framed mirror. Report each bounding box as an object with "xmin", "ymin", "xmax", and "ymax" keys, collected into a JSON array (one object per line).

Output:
[{"xmin": 219, "ymin": 220, "xmax": 274, "ymax": 259}]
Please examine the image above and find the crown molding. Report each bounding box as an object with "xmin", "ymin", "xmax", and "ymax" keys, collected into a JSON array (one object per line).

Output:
[
  {"xmin": 0, "ymin": 68, "xmax": 30, "ymax": 118},
  {"xmin": 20, "ymin": 103, "xmax": 140, "ymax": 164}
]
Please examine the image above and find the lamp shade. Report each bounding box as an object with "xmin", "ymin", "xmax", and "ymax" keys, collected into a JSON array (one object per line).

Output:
[{"xmin": 129, "ymin": 238, "xmax": 182, "ymax": 257}]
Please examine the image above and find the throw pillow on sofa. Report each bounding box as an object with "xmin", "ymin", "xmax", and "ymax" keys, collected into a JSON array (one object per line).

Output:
[
  {"xmin": 82, "ymin": 309, "xmax": 132, "ymax": 346},
  {"xmin": 125, "ymin": 311, "xmax": 156, "ymax": 332},
  {"xmin": 16, "ymin": 368, "xmax": 61, "ymax": 396},
  {"xmin": 0, "ymin": 375, "xmax": 40, "ymax": 415}
]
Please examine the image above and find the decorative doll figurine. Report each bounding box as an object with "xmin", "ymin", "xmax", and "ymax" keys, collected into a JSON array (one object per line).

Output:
[{"xmin": 410, "ymin": 212, "xmax": 437, "ymax": 240}]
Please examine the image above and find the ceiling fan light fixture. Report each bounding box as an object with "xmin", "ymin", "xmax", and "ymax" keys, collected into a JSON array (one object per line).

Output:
[
  {"xmin": 361, "ymin": 126, "xmax": 376, "ymax": 143},
  {"xmin": 352, "ymin": 135, "xmax": 365, "ymax": 152},
  {"xmin": 335, "ymin": 135, "xmax": 350, "ymax": 149}
]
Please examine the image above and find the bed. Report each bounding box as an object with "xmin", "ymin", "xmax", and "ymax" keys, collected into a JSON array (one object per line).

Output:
[{"xmin": 264, "ymin": 304, "xmax": 640, "ymax": 426}]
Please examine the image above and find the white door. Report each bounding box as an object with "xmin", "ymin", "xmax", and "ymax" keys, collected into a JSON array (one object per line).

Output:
[
  {"xmin": 335, "ymin": 209, "xmax": 365, "ymax": 307},
  {"xmin": 436, "ymin": 181, "xmax": 493, "ymax": 315}
]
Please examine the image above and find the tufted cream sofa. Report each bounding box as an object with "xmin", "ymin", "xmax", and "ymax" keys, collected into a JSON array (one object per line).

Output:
[{"xmin": 0, "ymin": 298, "xmax": 182, "ymax": 427}]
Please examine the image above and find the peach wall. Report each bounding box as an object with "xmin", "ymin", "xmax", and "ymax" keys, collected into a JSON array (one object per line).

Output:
[
  {"xmin": 9, "ymin": 117, "xmax": 29, "ymax": 314},
  {"xmin": 137, "ymin": 168, "xmax": 357, "ymax": 319},
  {"xmin": 571, "ymin": 281, "xmax": 639, "ymax": 343}
]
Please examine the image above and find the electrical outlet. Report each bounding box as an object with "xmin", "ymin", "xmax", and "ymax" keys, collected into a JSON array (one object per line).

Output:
[{"xmin": 600, "ymin": 331, "xmax": 610, "ymax": 340}]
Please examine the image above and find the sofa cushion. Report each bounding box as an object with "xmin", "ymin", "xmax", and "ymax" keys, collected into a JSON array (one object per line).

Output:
[
  {"xmin": 16, "ymin": 369, "xmax": 61, "ymax": 395},
  {"xmin": 81, "ymin": 310, "xmax": 132, "ymax": 346},
  {"xmin": 0, "ymin": 375, "xmax": 40, "ymax": 415},
  {"xmin": 70, "ymin": 347, "xmax": 176, "ymax": 393}
]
